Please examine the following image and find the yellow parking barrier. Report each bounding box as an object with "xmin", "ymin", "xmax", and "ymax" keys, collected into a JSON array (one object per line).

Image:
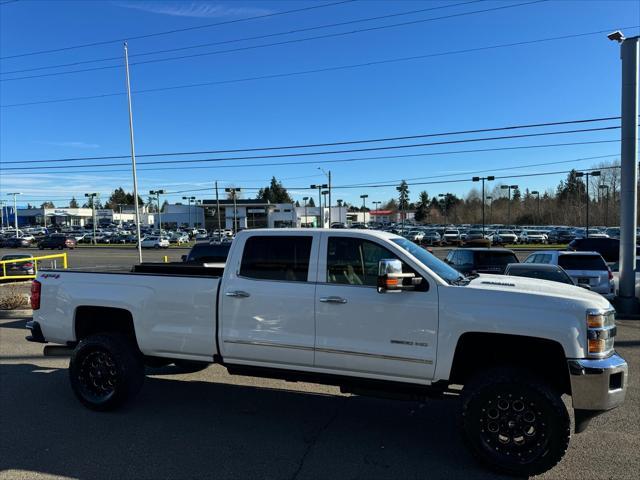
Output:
[{"xmin": 0, "ymin": 252, "xmax": 68, "ymax": 281}]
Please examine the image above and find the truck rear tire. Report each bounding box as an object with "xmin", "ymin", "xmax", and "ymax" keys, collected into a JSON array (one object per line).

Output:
[
  {"xmin": 69, "ymin": 334, "xmax": 144, "ymax": 411},
  {"xmin": 459, "ymin": 368, "xmax": 570, "ymax": 477}
]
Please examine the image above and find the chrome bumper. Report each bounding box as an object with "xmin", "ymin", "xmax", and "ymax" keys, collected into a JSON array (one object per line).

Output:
[{"xmin": 567, "ymin": 353, "xmax": 628, "ymax": 411}]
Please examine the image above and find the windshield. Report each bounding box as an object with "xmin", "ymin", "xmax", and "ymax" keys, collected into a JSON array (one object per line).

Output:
[{"xmin": 391, "ymin": 238, "xmax": 461, "ymax": 283}]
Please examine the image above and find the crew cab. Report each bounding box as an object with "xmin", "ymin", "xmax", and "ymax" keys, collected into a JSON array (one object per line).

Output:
[{"xmin": 26, "ymin": 229, "xmax": 628, "ymax": 476}]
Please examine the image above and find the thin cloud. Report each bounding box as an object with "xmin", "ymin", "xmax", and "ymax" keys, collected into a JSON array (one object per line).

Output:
[{"xmin": 116, "ymin": 2, "xmax": 272, "ymax": 18}]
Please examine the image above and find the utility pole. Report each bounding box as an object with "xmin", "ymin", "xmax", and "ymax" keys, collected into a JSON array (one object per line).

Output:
[
  {"xmin": 310, "ymin": 183, "xmax": 327, "ymax": 227},
  {"xmin": 124, "ymin": 42, "xmax": 143, "ymax": 263},
  {"xmin": 531, "ymin": 191, "xmax": 541, "ymax": 224},
  {"xmin": 500, "ymin": 185, "xmax": 519, "ymax": 226},
  {"xmin": 150, "ymin": 189, "xmax": 166, "ymax": 231},
  {"xmin": 6, "ymin": 193, "xmax": 21, "ymax": 236},
  {"xmin": 225, "ymin": 188, "xmax": 241, "ymax": 232},
  {"xmin": 609, "ymin": 31, "xmax": 639, "ymax": 314},
  {"xmin": 84, "ymin": 193, "xmax": 98, "ymax": 245},
  {"xmin": 472, "ymin": 176, "xmax": 495, "ymax": 235},
  {"xmin": 575, "ymin": 171, "xmax": 601, "ymax": 238}
]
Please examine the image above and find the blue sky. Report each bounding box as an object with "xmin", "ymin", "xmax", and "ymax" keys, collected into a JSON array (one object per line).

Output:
[{"xmin": 0, "ymin": 0, "xmax": 638, "ymax": 209}]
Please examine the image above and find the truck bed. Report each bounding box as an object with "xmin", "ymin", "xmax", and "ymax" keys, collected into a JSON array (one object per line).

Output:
[{"xmin": 131, "ymin": 262, "xmax": 224, "ymax": 277}]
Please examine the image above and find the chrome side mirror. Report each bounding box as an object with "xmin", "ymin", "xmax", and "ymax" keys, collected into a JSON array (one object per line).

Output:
[{"xmin": 377, "ymin": 259, "xmax": 416, "ymax": 293}]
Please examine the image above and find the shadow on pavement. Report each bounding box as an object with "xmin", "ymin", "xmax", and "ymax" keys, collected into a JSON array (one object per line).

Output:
[{"xmin": 0, "ymin": 363, "xmax": 504, "ymax": 480}]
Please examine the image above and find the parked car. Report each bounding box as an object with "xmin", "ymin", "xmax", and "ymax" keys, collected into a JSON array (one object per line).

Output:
[
  {"xmin": 38, "ymin": 235, "xmax": 77, "ymax": 250},
  {"xmin": 406, "ymin": 229, "xmax": 425, "ymax": 243},
  {"xmin": 491, "ymin": 229, "xmax": 519, "ymax": 245},
  {"xmin": 442, "ymin": 229, "xmax": 460, "ymax": 244},
  {"xmin": 504, "ymin": 263, "xmax": 576, "ymax": 286},
  {"xmin": 444, "ymin": 248, "xmax": 519, "ymax": 275},
  {"xmin": 520, "ymin": 230, "xmax": 548, "ymax": 244},
  {"xmin": 1, "ymin": 253, "xmax": 35, "ymax": 276},
  {"xmin": 422, "ymin": 230, "xmax": 442, "ymax": 246},
  {"xmin": 523, "ymin": 251, "xmax": 614, "ymax": 299},
  {"xmin": 610, "ymin": 260, "xmax": 640, "ymax": 298},
  {"xmin": 567, "ymin": 237, "xmax": 640, "ymax": 263},
  {"xmin": 3, "ymin": 236, "xmax": 32, "ymax": 248},
  {"xmin": 140, "ymin": 236, "xmax": 170, "ymax": 249},
  {"xmin": 182, "ymin": 242, "xmax": 232, "ymax": 264},
  {"xmin": 463, "ymin": 229, "xmax": 490, "ymax": 246},
  {"xmin": 28, "ymin": 229, "xmax": 628, "ymax": 477}
]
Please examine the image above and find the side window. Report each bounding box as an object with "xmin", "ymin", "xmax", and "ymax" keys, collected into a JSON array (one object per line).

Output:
[
  {"xmin": 524, "ymin": 254, "xmax": 536, "ymax": 263},
  {"xmin": 240, "ymin": 236, "xmax": 312, "ymax": 282},
  {"xmin": 327, "ymin": 237, "xmax": 398, "ymax": 287},
  {"xmin": 457, "ymin": 250, "xmax": 474, "ymax": 266},
  {"xmin": 538, "ymin": 254, "xmax": 551, "ymax": 264}
]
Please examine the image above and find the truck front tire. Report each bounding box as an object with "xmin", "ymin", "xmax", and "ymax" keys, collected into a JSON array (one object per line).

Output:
[
  {"xmin": 460, "ymin": 368, "xmax": 570, "ymax": 477},
  {"xmin": 69, "ymin": 334, "xmax": 144, "ymax": 411}
]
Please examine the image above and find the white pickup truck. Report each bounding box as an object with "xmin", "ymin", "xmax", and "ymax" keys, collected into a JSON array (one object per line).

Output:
[{"xmin": 27, "ymin": 229, "xmax": 628, "ymax": 476}]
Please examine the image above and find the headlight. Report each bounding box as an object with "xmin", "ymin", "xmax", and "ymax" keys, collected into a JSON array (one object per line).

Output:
[{"xmin": 586, "ymin": 308, "xmax": 616, "ymax": 358}]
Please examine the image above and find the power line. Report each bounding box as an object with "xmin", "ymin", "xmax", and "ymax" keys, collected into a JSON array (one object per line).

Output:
[
  {"xmin": 0, "ymin": 0, "xmax": 549, "ymax": 82},
  {"xmin": 4, "ymin": 25, "xmax": 637, "ymax": 109},
  {"xmin": 0, "ymin": 1, "xmax": 484, "ymax": 75},
  {"xmin": 0, "ymin": 0, "xmax": 355, "ymax": 60},
  {"xmin": 0, "ymin": 140, "xmax": 621, "ymax": 177},
  {"xmin": 0, "ymin": 126, "xmax": 620, "ymax": 171},
  {"xmin": 0, "ymin": 116, "xmax": 622, "ymax": 164}
]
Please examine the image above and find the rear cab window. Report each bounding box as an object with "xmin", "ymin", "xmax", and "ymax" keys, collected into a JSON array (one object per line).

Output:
[
  {"xmin": 475, "ymin": 251, "xmax": 518, "ymax": 267},
  {"xmin": 558, "ymin": 255, "xmax": 607, "ymax": 271},
  {"xmin": 240, "ymin": 235, "xmax": 312, "ymax": 282}
]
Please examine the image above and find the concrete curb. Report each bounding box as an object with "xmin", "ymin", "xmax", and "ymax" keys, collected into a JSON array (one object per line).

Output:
[{"xmin": 0, "ymin": 309, "xmax": 32, "ymax": 319}]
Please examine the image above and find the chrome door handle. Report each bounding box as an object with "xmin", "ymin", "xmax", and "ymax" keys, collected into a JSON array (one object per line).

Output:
[
  {"xmin": 225, "ymin": 290, "xmax": 250, "ymax": 298},
  {"xmin": 319, "ymin": 296, "xmax": 347, "ymax": 304}
]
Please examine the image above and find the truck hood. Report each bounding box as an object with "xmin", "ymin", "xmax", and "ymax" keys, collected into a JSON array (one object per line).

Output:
[{"xmin": 466, "ymin": 273, "xmax": 611, "ymax": 308}]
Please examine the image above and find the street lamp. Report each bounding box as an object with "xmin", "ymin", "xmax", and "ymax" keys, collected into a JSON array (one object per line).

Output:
[
  {"xmin": 84, "ymin": 193, "xmax": 98, "ymax": 244},
  {"xmin": 6, "ymin": 193, "xmax": 21, "ymax": 237},
  {"xmin": 500, "ymin": 185, "xmax": 519, "ymax": 226},
  {"xmin": 182, "ymin": 196, "xmax": 196, "ymax": 229},
  {"xmin": 360, "ymin": 194, "xmax": 368, "ymax": 224},
  {"xmin": 372, "ymin": 200, "xmax": 381, "ymax": 224},
  {"xmin": 322, "ymin": 190, "xmax": 330, "ymax": 225},
  {"xmin": 149, "ymin": 189, "xmax": 166, "ymax": 231},
  {"xmin": 0, "ymin": 200, "xmax": 5, "ymax": 231},
  {"xmin": 575, "ymin": 171, "xmax": 601, "ymax": 237},
  {"xmin": 531, "ymin": 191, "xmax": 541, "ymax": 224},
  {"xmin": 224, "ymin": 188, "xmax": 241, "ymax": 232},
  {"xmin": 472, "ymin": 175, "xmax": 495, "ymax": 235},
  {"xmin": 486, "ymin": 196, "xmax": 493, "ymax": 224},
  {"xmin": 438, "ymin": 193, "xmax": 451, "ymax": 225},
  {"xmin": 598, "ymin": 184, "xmax": 610, "ymax": 226},
  {"xmin": 302, "ymin": 197, "xmax": 309, "ymax": 228},
  {"xmin": 318, "ymin": 168, "xmax": 332, "ymax": 226},
  {"xmin": 337, "ymin": 199, "xmax": 344, "ymax": 224},
  {"xmin": 310, "ymin": 184, "xmax": 328, "ymax": 227}
]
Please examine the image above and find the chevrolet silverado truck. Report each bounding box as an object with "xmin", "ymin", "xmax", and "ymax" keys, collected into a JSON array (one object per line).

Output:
[{"xmin": 27, "ymin": 229, "xmax": 628, "ymax": 476}]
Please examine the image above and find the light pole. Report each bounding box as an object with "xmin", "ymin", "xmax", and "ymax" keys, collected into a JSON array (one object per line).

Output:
[
  {"xmin": 149, "ymin": 189, "xmax": 166, "ymax": 231},
  {"xmin": 84, "ymin": 193, "xmax": 98, "ymax": 244},
  {"xmin": 472, "ymin": 176, "xmax": 495, "ymax": 235},
  {"xmin": 302, "ymin": 197, "xmax": 309, "ymax": 227},
  {"xmin": 360, "ymin": 194, "xmax": 368, "ymax": 224},
  {"xmin": 500, "ymin": 185, "xmax": 519, "ymax": 226},
  {"xmin": 0, "ymin": 200, "xmax": 5, "ymax": 231},
  {"xmin": 337, "ymin": 199, "xmax": 344, "ymax": 224},
  {"xmin": 372, "ymin": 201, "xmax": 381, "ymax": 224},
  {"xmin": 486, "ymin": 196, "xmax": 493, "ymax": 224},
  {"xmin": 182, "ymin": 196, "xmax": 196, "ymax": 228},
  {"xmin": 322, "ymin": 190, "xmax": 329, "ymax": 224},
  {"xmin": 6, "ymin": 193, "xmax": 21, "ymax": 236},
  {"xmin": 310, "ymin": 184, "xmax": 327, "ymax": 227},
  {"xmin": 438, "ymin": 193, "xmax": 450, "ymax": 225},
  {"xmin": 575, "ymin": 171, "xmax": 601, "ymax": 237},
  {"xmin": 225, "ymin": 188, "xmax": 241, "ymax": 232},
  {"xmin": 318, "ymin": 168, "xmax": 332, "ymax": 226},
  {"xmin": 599, "ymin": 184, "xmax": 610, "ymax": 226},
  {"xmin": 531, "ymin": 191, "xmax": 541, "ymax": 224}
]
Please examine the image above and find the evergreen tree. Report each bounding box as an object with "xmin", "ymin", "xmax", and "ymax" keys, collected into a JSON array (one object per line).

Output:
[
  {"xmin": 69, "ymin": 197, "xmax": 79, "ymax": 208},
  {"xmin": 257, "ymin": 177, "xmax": 293, "ymax": 203}
]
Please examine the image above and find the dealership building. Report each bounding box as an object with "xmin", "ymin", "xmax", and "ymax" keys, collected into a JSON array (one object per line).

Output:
[{"xmin": 10, "ymin": 207, "xmax": 154, "ymax": 228}]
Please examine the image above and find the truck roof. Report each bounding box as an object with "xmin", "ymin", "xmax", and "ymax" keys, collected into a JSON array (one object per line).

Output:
[{"xmin": 235, "ymin": 228, "xmax": 402, "ymax": 241}]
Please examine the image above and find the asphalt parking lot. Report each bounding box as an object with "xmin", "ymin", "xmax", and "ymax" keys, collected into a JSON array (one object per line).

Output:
[{"xmin": 0, "ymin": 312, "xmax": 637, "ymax": 480}]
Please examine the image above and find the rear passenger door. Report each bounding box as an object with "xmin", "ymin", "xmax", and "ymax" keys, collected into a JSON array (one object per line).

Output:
[{"xmin": 220, "ymin": 234, "xmax": 318, "ymax": 367}]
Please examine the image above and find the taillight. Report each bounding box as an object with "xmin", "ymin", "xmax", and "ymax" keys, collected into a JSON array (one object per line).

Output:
[
  {"xmin": 30, "ymin": 280, "xmax": 41, "ymax": 310},
  {"xmin": 23, "ymin": 262, "xmax": 34, "ymax": 268}
]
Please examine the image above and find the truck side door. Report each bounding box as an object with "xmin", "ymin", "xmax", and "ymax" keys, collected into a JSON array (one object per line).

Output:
[
  {"xmin": 314, "ymin": 234, "xmax": 437, "ymax": 383},
  {"xmin": 220, "ymin": 233, "xmax": 318, "ymax": 367}
]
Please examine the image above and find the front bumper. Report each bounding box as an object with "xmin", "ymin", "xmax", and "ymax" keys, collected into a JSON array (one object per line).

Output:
[{"xmin": 567, "ymin": 353, "xmax": 628, "ymax": 411}]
